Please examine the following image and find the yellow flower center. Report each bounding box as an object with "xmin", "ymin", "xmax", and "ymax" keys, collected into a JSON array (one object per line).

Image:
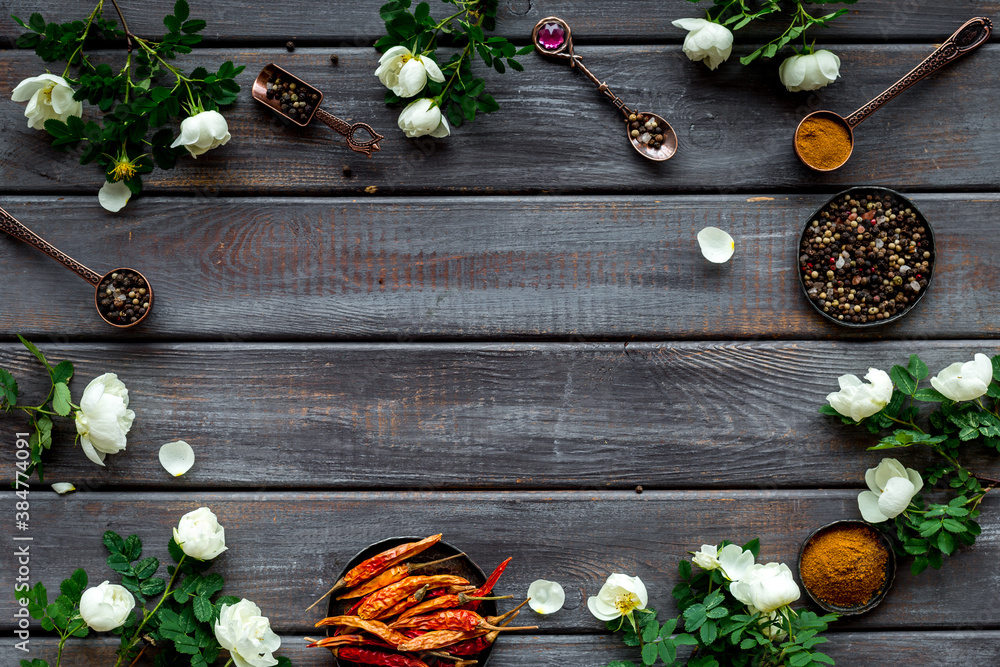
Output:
[
  {"xmin": 614, "ymin": 592, "xmax": 640, "ymax": 615},
  {"xmin": 111, "ymin": 159, "xmax": 137, "ymax": 181}
]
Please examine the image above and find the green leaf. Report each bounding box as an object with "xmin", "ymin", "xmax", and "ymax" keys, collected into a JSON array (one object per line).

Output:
[
  {"xmin": 937, "ymin": 531, "xmax": 957, "ymax": 555},
  {"xmin": 141, "ymin": 577, "xmax": 166, "ymax": 597},
  {"xmin": 123, "ymin": 534, "xmax": 142, "ymax": 562},
  {"xmin": 193, "ymin": 594, "xmax": 214, "ymax": 622},
  {"xmin": 18, "ymin": 336, "xmax": 51, "ymax": 372},
  {"xmin": 913, "ymin": 387, "xmax": 946, "ymax": 402},
  {"xmin": 174, "ymin": 0, "xmax": 190, "ymax": 22},
  {"xmin": 133, "ymin": 556, "xmax": 159, "ymax": 580},
  {"xmin": 52, "ymin": 382, "xmax": 71, "ymax": 416},
  {"xmin": 107, "ymin": 553, "xmax": 131, "ymax": 574},
  {"xmin": 168, "ymin": 538, "xmax": 185, "ymax": 563},
  {"xmin": 29, "ymin": 12, "xmax": 46, "ymax": 32},
  {"xmin": 50, "ymin": 360, "xmax": 73, "ymax": 385},
  {"xmin": 476, "ymin": 93, "xmax": 500, "ymax": 113},
  {"xmin": 104, "ymin": 531, "xmax": 125, "ymax": 555},
  {"xmin": 908, "ymin": 354, "xmax": 929, "ymax": 380},
  {"xmin": 890, "ymin": 365, "xmax": 917, "ymax": 395},
  {"xmin": 699, "ymin": 619, "xmax": 717, "ymax": 645},
  {"xmin": 817, "ymin": 404, "xmax": 841, "ymax": 416},
  {"xmin": 182, "ymin": 19, "xmax": 207, "ymax": 33},
  {"xmin": 507, "ymin": 58, "xmax": 524, "ymax": 72},
  {"xmin": 0, "ymin": 369, "xmax": 17, "ymax": 407}
]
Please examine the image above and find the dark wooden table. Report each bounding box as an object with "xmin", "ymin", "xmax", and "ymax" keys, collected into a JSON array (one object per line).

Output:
[{"xmin": 2, "ymin": 1, "xmax": 1000, "ymax": 664}]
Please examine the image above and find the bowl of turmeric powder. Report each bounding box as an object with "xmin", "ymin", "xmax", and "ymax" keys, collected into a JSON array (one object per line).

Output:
[{"xmin": 798, "ymin": 520, "xmax": 896, "ymax": 615}]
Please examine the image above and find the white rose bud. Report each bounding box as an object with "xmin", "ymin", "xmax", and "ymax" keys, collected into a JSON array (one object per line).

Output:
[
  {"xmin": 74, "ymin": 373, "xmax": 135, "ymax": 466},
  {"xmin": 173, "ymin": 506, "xmax": 228, "ymax": 560},
  {"xmin": 214, "ymin": 599, "xmax": 281, "ymax": 667},
  {"xmin": 730, "ymin": 562, "xmax": 800, "ymax": 613},
  {"xmin": 376, "ymin": 46, "xmax": 445, "ymax": 98},
  {"xmin": 826, "ymin": 368, "xmax": 893, "ymax": 422},
  {"xmin": 930, "ymin": 353, "xmax": 994, "ymax": 402},
  {"xmin": 779, "ymin": 50, "xmax": 841, "ymax": 92},
  {"xmin": 672, "ymin": 18, "xmax": 734, "ymax": 71},
  {"xmin": 11, "ymin": 73, "xmax": 83, "ymax": 131},
  {"xmin": 171, "ymin": 110, "xmax": 231, "ymax": 158},
  {"xmin": 691, "ymin": 544, "xmax": 721, "ymax": 570},
  {"xmin": 858, "ymin": 458, "xmax": 923, "ymax": 523},
  {"xmin": 397, "ymin": 98, "xmax": 451, "ymax": 139},
  {"xmin": 79, "ymin": 581, "xmax": 135, "ymax": 632}
]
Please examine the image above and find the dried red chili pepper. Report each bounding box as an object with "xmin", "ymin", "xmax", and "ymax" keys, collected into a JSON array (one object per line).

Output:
[
  {"xmin": 338, "ymin": 554, "xmax": 466, "ymax": 600},
  {"xmin": 396, "ymin": 629, "xmax": 486, "ymax": 652},
  {"xmin": 314, "ymin": 615, "xmax": 409, "ymax": 647},
  {"xmin": 472, "ymin": 557, "xmax": 512, "ymax": 597},
  {"xmin": 446, "ymin": 610, "xmax": 519, "ymax": 657},
  {"xmin": 374, "ymin": 584, "xmax": 431, "ymax": 621},
  {"xmin": 358, "ymin": 575, "xmax": 470, "ymax": 620},
  {"xmin": 394, "ymin": 592, "xmax": 513, "ymax": 624},
  {"xmin": 391, "ymin": 607, "xmax": 536, "ymax": 633},
  {"xmin": 307, "ymin": 534, "xmax": 443, "ymax": 612},
  {"xmin": 335, "ymin": 647, "xmax": 430, "ymax": 667}
]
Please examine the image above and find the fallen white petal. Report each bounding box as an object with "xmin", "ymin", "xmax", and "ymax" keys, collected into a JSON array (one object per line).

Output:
[
  {"xmin": 158, "ymin": 440, "xmax": 195, "ymax": 477},
  {"xmin": 51, "ymin": 483, "xmax": 76, "ymax": 494},
  {"xmin": 697, "ymin": 227, "xmax": 735, "ymax": 263},
  {"xmin": 527, "ymin": 580, "xmax": 566, "ymax": 614}
]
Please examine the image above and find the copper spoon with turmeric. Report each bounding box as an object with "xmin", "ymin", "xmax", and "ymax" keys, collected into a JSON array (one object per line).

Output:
[{"xmin": 794, "ymin": 16, "xmax": 992, "ymax": 172}]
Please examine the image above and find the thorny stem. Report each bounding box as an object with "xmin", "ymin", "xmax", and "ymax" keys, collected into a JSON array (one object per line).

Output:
[
  {"xmin": 884, "ymin": 413, "xmax": 926, "ymax": 434},
  {"xmin": 55, "ymin": 619, "xmax": 85, "ymax": 667},
  {"xmin": 435, "ymin": 9, "xmax": 485, "ymax": 108},
  {"xmin": 113, "ymin": 554, "xmax": 187, "ymax": 667},
  {"xmin": 62, "ymin": 0, "xmax": 105, "ymax": 77},
  {"xmin": 109, "ymin": 0, "xmax": 134, "ymax": 52},
  {"xmin": 127, "ymin": 645, "xmax": 148, "ymax": 667}
]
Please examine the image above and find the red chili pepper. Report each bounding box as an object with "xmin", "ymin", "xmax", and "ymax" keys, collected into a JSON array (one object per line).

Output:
[
  {"xmin": 307, "ymin": 535, "xmax": 443, "ymax": 612},
  {"xmin": 358, "ymin": 575, "xmax": 470, "ymax": 620},
  {"xmin": 314, "ymin": 616, "xmax": 409, "ymax": 647},
  {"xmin": 396, "ymin": 630, "xmax": 485, "ymax": 652},
  {"xmin": 336, "ymin": 647, "xmax": 430, "ymax": 667},
  {"xmin": 446, "ymin": 608, "xmax": 521, "ymax": 656},
  {"xmin": 392, "ymin": 601, "xmax": 535, "ymax": 633},
  {"xmin": 472, "ymin": 557, "xmax": 511, "ymax": 597},
  {"xmin": 394, "ymin": 592, "xmax": 513, "ymax": 624},
  {"xmin": 374, "ymin": 584, "xmax": 431, "ymax": 621},
  {"xmin": 337, "ymin": 554, "xmax": 466, "ymax": 600}
]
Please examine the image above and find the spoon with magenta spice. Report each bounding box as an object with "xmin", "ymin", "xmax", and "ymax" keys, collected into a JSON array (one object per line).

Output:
[
  {"xmin": 532, "ymin": 17, "xmax": 678, "ymax": 161},
  {"xmin": 0, "ymin": 207, "xmax": 153, "ymax": 328},
  {"xmin": 795, "ymin": 16, "xmax": 992, "ymax": 172}
]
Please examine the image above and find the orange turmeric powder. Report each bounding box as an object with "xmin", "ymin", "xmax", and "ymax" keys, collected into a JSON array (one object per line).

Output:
[
  {"xmin": 795, "ymin": 116, "xmax": 853, "ymax": 170},
  {"xmin": 800, "ymin": 524, "xmax": 888, "ymax": 607}
]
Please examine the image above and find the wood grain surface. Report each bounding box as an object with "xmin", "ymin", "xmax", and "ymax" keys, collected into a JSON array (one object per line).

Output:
[
  {"xmin": 3, "ymin": 340, "xmax": 1000, "ymax": 490},
  {"xmin": 1, "ymin": 45, "xmax": 998, "ymax": 196},
  {"xmin": 1, "ymin": 0, "xmax": 995, "ymax": 43},
  {"xmin": 1, "ymin": 491, "xmax": 997, "ymax": 634},
  {"xmin": 2, "ymin": 194, "xmax": 999, "ymax": 341},
  {"xmin": 7, "ymin": 631, "xmax": 1000, "ymax": 666}
]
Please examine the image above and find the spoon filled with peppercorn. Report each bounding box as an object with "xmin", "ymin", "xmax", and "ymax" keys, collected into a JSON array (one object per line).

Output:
[
  {"xmin": 794, "ymin": 16, "xmax": 991, "ymax": 172},
  {"xmin": 253, "ymin": 63, "xmax": 384, "ymax": 158},
  {"xmin": 0, "ymin": 207, "xmax": 153, "ymax": 328},
  {"xmin": 532, "ymin": 17, "xmax": 677, "ymax": 161}
]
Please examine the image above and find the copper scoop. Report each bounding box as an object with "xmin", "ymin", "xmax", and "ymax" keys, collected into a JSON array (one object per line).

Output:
[
  {"xmin": 532, "ymin": 16, "xmax": 678, "ymax": 161},
  {"xmin": 0, "ymin": 207, "xmax": 153, "ymax": 329},
  {"xmin": 253, "ymin": 63, "xmax": 384, "ymax": 158},
  {"xmin": 795, "ymin": 16, "xmax": 992, "ymax": 172}
]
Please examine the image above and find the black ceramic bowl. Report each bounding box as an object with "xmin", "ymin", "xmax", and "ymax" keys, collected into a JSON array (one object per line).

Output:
[
  {"xmin": 797, "ymin": 186, "xmax": 935, "ymax": 328},
  {"xmin": 798, "ymin": 520, "xmax": 896, "ymax": 615},
  {"xmin": 326, "ymin": 537, "xmax": 497, "ymax": 667}
]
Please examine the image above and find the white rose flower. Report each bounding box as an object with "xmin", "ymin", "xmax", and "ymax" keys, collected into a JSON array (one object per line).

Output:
[
  {"xmin": 98, "ymin": 180, "xmax": 132, "ymax": 213},
  {"xmin": 691, "ymin": 544, "xmax": 721, "ymax": 570},
  {"xmin": 215, "ymin": 599, "xmax": 281, "ymax": 667},
  {"xmin": 717, "ymin": 544, "xmax": 755, "ymax": 582},
  {"xmin": 730, "ymin": 562, "xmax": 800, "ymax": 613},
  {"xmin": 397, "ymin": 98, "xmax": 451, "ymax": 139},
  {"xmin": 170, "ymin": 110, "xmax": 231, "ymax": 158},
  {"xmin": 930, "ymin": 353, "xmax": 994, "ymax": 402},
  {"xmin": 671, "ymin": 19, "xmax": 734, "ymax": 71},
  {"xmin": 173, "ymin": 506, "xmax": 227, "ymax": 560},
  {"xmin": 11, "ymin": 73, "xmax": 83, "ymax": 131},
  {"xmin": 587, "ymin": 573, "xmax": 648, "ymax": 622},
  {"xmin": 376, "ymin": 46, "xmax": 445, "ymax": 98},
  {"xmin": 74, "ymin": 373, "xmax": 135, "ymax": 466},
  {"xmin": 778, "ymin": 50, "xmax": 841, "ymax": 92},
  {"xmin": 826, "ymin": 368, "xmax": 893, "ymax": 422},
  {"xmin": 858, "ymin": 457, "xmax": 923, "ymax": 523},
  {"xmin": 79, "ymin": 581, "xmax": 135, "ymax": 632}
]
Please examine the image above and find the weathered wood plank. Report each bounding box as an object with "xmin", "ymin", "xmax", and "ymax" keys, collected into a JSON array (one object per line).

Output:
[
  {"xmin": 1, "ymin": 45, "xmax": 998, "ymax": 195},
  {"xmin": 3, "ymin": 341, "xmax": 1000, "ymax": 489},
  {"xmin": 1, "ymin": 1, "xmax": 995, "ymax": 43},
  {"xmin": 1, "ymin": 491, "xmax": 997, "ymax": 633},
  {"xmin": 1, "ymin": 194, "xmax": 999, "ymax": 340},
  {"xmin": 8, "ymin": 631, "xmax": 1000, "ymax": 666}
]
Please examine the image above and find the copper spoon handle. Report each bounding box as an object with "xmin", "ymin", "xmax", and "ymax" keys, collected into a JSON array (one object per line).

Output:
[
  {"xmin": 313, "ymin": 108, "xmax": 385, "ymax": 158},
  {"xmin": 844, "ymin": 16, "xmax": 992, "ymax": 128},
  {"xmin": 566, "ymin": 55, "xmax": 634, "ymax": 119},
  {"xmin": 0, "ymin": 206, "xmax": 103, "ymax": 285}
]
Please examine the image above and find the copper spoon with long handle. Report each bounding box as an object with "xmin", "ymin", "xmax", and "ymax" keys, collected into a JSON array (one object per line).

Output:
[
  {"xmin": 795, "ymin": 16, "xmax": 993, "ymax": 171},
  {"xmin": 0, "ymin": 207, "xmax": 153, "ymax": 328}
]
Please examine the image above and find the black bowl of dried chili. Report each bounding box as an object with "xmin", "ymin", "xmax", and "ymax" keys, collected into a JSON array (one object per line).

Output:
[
  {"xmin": 797, "ymin": 186, "xmax": 935, "ymax": 328},
  {"xmin": 326, "ymin": 536, "xmax": 499, "ymax": 667},
  {"xmin": 798, "ymin": 520, "xmax": 896, "ymax": 615}
]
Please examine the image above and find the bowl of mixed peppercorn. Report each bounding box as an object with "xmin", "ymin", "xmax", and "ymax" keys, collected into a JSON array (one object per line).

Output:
[{"xmin": 798, "ymin": 187, "xmax": 935, "ymax": 327}]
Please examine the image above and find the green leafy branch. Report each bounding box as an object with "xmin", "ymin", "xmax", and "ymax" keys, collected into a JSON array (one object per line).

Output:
[
  {"xmin": 821, "ymin": 353, "xmax": 1000, "ymax": 575},
  {"xmin": 377, "ymin": 0, "xmax": 531, "ymax": 129},
  {"xmin": 12, "ymin": 0, "xmax": 243, "ymax": 202},
  {"xmin": 2, "ymin": 336, "xmax": 76, "ymax": 482}
]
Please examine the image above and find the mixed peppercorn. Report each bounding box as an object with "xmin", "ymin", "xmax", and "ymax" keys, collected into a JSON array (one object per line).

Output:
[
  {"xmin": 799, "ymin": 192, "xmax": 934, "ymax": 325},
  {"xmin": 265, "ymin": 71, "xmax": 320, "ymax": 124},
  {"xmin": 308, "ymin": 535, "xmax": 533, "ymax": 667},
  {"xmin": 627, "ymin": 112, "xmax": 666, "ymax": 150},
  {"xmin": 97, "ymin": 270, "xmax": 150, "ymax": 326}
]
